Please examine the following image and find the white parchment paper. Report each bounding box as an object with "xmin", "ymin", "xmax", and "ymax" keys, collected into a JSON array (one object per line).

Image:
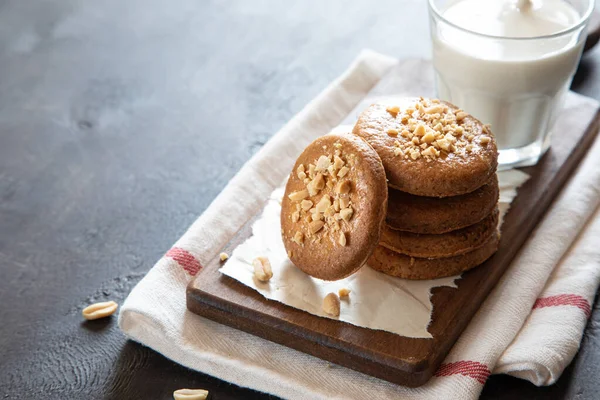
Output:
[{"xmin": 220, "ymin": 166, "xmax": 529, "ymax": 338}]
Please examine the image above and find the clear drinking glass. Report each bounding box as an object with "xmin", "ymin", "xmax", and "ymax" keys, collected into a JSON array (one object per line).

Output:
[{"xmin": 428, "ymin": 0, "xmax": 594, "ymax": 168}]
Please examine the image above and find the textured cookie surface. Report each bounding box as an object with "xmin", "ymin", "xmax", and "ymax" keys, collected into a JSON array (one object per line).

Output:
[
  {"xmin": 386, "ymin": 174, "xmax": 499, "ymax": 234},
  {"xmin": 380, "ymin": 207, "xmax": 499, "ymax": 258},
  {"xmin": 353, "ymin": 97, "xmax": 498, "ymax": 197},
  {"xmin": 281, "ymin": 133, "xmax": 388, "ymax": 281},
  {"xmin": 368, "ymin": 231, "xmax": 499, "ymax": 280}
]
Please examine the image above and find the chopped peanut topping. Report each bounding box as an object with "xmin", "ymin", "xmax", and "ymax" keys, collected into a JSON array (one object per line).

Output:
[
  {"xmin": 337, "ymin": 166, "xmax": 349, "ymax": 178},
  {"xmin": 436, "ymin": 138, "xmax": 451, "ymax": 151},
  {"xmin": 286, "ymin": 141, "xmax": 359, "ymax": 247},
  {"xmin": 288, "ymin": 190, "xmax": 309, "ymax": 202},
  {"xmin": 386, "ymin": 105, "xmax": 400, "ymax": 117},
  {"xmin": 333, "ymin": 156, "xmax": 344, "ymax": 169},
  {"xmin": 456, "ymin": 111, "xmax": 468, "ymax": 121},
  {"xmin": 339, "ymin": 232, "xmax": 347, "ymax": 246},
  {"xmin": 414, "ymin": 124, "xmax": 427, "ymax": 137},
  {"xmin": 335, "ymin": 180, "xmax": 351, "ymax": 194},
  {"xmin": 309, "ymin": 220, "xmax": 325, "ymax": 234},
  {"xmin": 444, "ymin": 133, "xmax": 457, "ymax": 143},
  {"xmin": 293, "ymin": 231, "xmax": 304, "ymax": 244},
  {"xmin": 422, "ymin": 131, "xmax": 436, "ymax": 144},
  {"xmin": 315, "ymin": 155, "xmax": 331, "ymax": 172},
  {"xmin": 340, "ymin": 207, "xmax": 353, "ymax": 221},
  {"xmin": 426, "ymin": 105, "xmax": 445, "ymax": 114},
  {"xmin": 313, "ymin": 173, "xmax": 325, "ymax": 190},
  {"xmin": 339, "ymin": 197, "xmax": 350, "ymax": 209},
  {"xmin": 301, "ymin": 199, "xmax": 313, "ymax": 211},
  {"xmin": 333, "ymin": 198, "xmax": 340, "ymax": 212},
  {"xmin": 315, "ymin": 195, "xmax": 331, "ymax": 213},
  {"xmin": 422, "ymin": 146, "xmax": 439, "ymax": 158},
  {"xmin": 387, "ymin": 99, "xmax": 490, "ymax": 162},
  {"xmin": 292, "ymin": 211, "xmax": 300, "ymax": 222}
]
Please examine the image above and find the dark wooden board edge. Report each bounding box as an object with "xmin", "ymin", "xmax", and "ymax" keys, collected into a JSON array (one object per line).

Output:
[
  {"xmin": 187, "ymin": 109, "xmax": 600, "ymax": 387},
  {"xmin": 187, "ymin": 284, "xmax": 431, "ymax": 386}
]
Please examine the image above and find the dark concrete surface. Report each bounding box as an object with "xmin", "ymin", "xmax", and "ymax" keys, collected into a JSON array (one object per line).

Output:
[{"xmin": 0, "ymin": 1, "xmax": 598, "ymax": 399}]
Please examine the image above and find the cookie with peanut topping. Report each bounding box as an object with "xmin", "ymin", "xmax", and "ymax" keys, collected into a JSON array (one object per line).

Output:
[
  {"xmin": 353, "ymin": 97, "xmax": 498, "ymax": 197},
  {"xmin": 368, "ymin": 231, "xmax": 500, "ymax": 280},
  {"xmin": 386, "ymin": 174, "xmax": 499, "ymax": 234},
  {"xmin": 380, "ymin": 207, "xmax": 499, "ymax": 258},
  {"xmin": 281, "ymin": 133, "xmax": 387, "ymax": 281}
]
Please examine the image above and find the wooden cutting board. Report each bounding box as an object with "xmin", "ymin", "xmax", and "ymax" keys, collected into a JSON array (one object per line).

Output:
[{"xmin": 187, "ymin": 67, "xmax": 600, "ymax": 387}]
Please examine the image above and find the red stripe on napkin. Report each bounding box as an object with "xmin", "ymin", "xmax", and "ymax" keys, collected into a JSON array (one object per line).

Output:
[
  {"xmin": 165, "ymin": 247, "xmax": 201, "ymax": 276},
  {"xmin": 533, "ymin": 294, "xmax": 591, "ymax": 318},
  {"xmin": 435, "ymin": 360, "xmax": 491, "ymax": 384}
]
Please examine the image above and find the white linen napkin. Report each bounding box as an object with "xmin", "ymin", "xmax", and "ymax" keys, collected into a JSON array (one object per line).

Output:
[{"xmin": 119, "ymin": 51, "xmax": 600, "ymax": 399}]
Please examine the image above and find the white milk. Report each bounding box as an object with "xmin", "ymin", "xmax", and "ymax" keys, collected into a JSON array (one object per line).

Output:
[{"xmin": 432, "ymin": 0, "xmax": 584, "ymax": 155}]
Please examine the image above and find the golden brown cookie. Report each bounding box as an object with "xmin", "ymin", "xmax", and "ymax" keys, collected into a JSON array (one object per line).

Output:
[
  {"xmin": 386, "ymin": 174, "xmax": 498, "ymax": 234},
  {"xmin": 281, "ymin": 133, "xmax": 388, "ymax": 281},
  {"xmin": 380, "ymin": 208, "xmax": 499, "ymax": 258},
  {"xmin": 352, "ymin": 97, "xmax": 498, "ymax": 197},
  {"xmin": 368, "ymin": 231, "xmax": 499, "ymax": 280}
]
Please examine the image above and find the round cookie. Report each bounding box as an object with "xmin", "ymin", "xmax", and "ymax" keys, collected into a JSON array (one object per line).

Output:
[
  {"xmin": 368, "ymin": 231, "xmax": 500, "ymax": 280},
  {"xmin": 281, "ymin": 133, "xmax": 388, "ymax": 281},
  {"xmin": 380, "ymin": 208, "xmax": 499, "ymax": 258},
  {"xmin": 387, "ymin": 174, "xmax": 498, "ymax": 234},
  {"xmin": 352, "ymin": 97, "xmax": 498, "ymax": 197}
]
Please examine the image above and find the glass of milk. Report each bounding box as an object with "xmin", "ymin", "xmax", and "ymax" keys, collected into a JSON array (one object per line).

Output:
[{"xmin": 428, "ymin": 0, "xmax": 594, "ymax": 168}]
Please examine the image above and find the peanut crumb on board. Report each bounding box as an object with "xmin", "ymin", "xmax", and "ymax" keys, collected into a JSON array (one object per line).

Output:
[
  {"xmin": 253, "ymin": 256, "xmax": 273, "ymax": 282},
  {"xmin": 323, "ymin": 292, "xmax": 341, "ymax": 316}
]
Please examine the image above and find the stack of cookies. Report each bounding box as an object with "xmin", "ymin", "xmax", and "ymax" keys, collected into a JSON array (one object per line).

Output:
[
  {"xmin": 353, "ymin": 97, "xmax": 499, "ymax": 280},
  {"xmin": 280, "ymin": 97, "xmax": 499, "ymax": 282}
]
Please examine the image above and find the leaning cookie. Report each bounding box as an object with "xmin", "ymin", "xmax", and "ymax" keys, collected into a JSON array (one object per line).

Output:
[
  {"xmin": 353, "ymin": 97, "xmax": 498, "ymax": 197},
  {"xmin": 280, "ymin": 133, "xmax": 388, "ymax": 281},
  {"xmin": 380, "ymin": 208, "xmax": 499, "ymax": 258},
  {"xmin": 368, "ymin": 231, "xmax": 499, "ymax": 280},
  {"xmin": 386, "ymin": 174, "xmax": 499, "ymax": 234}
]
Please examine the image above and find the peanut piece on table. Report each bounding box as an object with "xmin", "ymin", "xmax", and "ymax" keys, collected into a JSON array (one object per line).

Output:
[
  {"xmin": 173, "ymin": 388, "xmax": 209, "ymax": 400},
  {"xmin": 82, "ymin": 301, "xmax": 118, "ymax": 320}
]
